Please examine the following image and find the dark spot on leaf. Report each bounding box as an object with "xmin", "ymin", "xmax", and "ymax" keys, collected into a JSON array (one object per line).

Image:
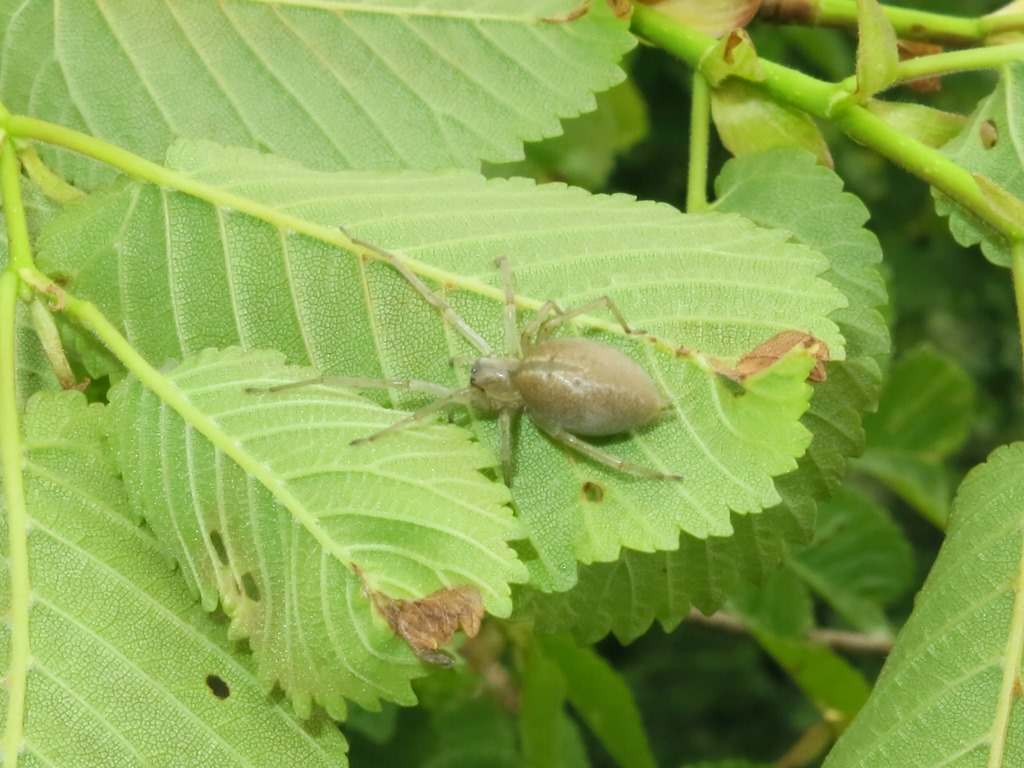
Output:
[
  {"xmin": 206, "ymin": 674, "xmax": 230, "ymax": 699},
  {"xmin": 582, "ymin": 482, "xmax": 604, "ymax": 503},
  {"xmin": 241, "ymin": 572, "xmax": 261, "ymax": 602},
  {"xmin": 980, "ymin": 120, "xmax": 998, "ymax": 149},
  {"xmin": 209, "ymin": 531, "xmax": 229, "ymax": 565},
  {"xmin": 371, "ymin": 584, "xmax": 483, "ymax": 666}
]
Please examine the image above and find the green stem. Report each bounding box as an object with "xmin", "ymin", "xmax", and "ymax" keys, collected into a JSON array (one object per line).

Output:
[
  {"xmin": 631, "ymin": 4, "xmax": 1024, "ymax": 242},
  {"xmin": 1, "ymin": 137, "xmax": 34, "ymax": 274},
  {"xmin": 815, "ymin": 0, "xmax": 985, "ymax": 44},
  {"xmin": 0, "ymin": 269, "xmax": 28, "ymax": 768},
  {"xmin": 1014, "ymin": 241, "xmax": 1024, "ymax": 391},
  {"xmin": 838, "ymin": 44, "xmax": 1024, "ymax": 93},
  {"xmin": 0, "ymin": 138, "xmax": 30, "ymax": 768},
  {"xmin": 17, "ymin": 144, "xmax": 84, "ymax": 203},
  {"xmin": 53, "ymin": 280, "xmax": 362, "ymax": 578},
  {"xmin": 0, "ymin": 116, "xmax": 512, "ymax": 307},
  {"xmin": 29, "ymin": 297, "xmax": 78, "ymax": 389},
  {"xmin": 687, "ymin": 72, "xmax": 711, "ymax": 213}
]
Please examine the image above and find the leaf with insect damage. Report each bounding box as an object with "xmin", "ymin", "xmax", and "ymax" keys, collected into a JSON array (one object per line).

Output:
[
  {"xmin": 110, "ymin": 347, "xmax": 527, "ymax": 718},
  {"xmin": 371, "ymin": 584, "xmax": 485, "ymax": 667},
  {"xmin": 715, "ymin": 330, "xmax": 831, "ymax": 382},
  {"xmin": 518, "ymin": 149, "xmax": 886, "ymax": 642},
  {"xmin": 1, "ymin": 391, "xmax": 348, "ymax": 766},
  {"xmin": 935, "ymin": 62, "xmax": 1024, "ymax": 265},
  {"xmin": 43, "ymin": 140, "xmax": 846, "ymax": 597}
]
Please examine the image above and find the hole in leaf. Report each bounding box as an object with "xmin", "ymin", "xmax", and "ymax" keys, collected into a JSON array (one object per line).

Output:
[
  {"xmin": 980, "ymin": 120, "xmax": 998, "ymax": 149},
  {"xmin": 206, "ymin": 674, "xmax": 230, "ymax": 699},
  {"xmin": 209, "ymin": 531, "xmax": 229, "ymax": 565},
  {"xmin": 241, "ymin": 572, "xmax": 261, "ymax": 602},
  {"xmin": 582, "ymin": 482, "xmax": 604, "ymax": 503}
]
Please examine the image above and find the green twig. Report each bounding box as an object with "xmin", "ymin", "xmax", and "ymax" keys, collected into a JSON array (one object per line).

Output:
[
  {"xmin": 51, "ymin": 280, "xmax": 363, "ymax": 579},
  {"xmin": 0, "ymin": 138, "xmax": 30, "ymax": 768},
  {"xmin": 17, "ymin": 144, "xmax": 84, "ymax": 203},
  {"xmin": 1014, "ymin": 242, "xmax": 1024, "ymax": 391},
  {"xmin": 1, "ymin": 137, "xmax": 34, "ymax": 274},
  {"xmin": 837, "ymin": 44, "xmax": 1024, "ymax": 93},
  {"xmin": 814, "ymin": 0, "xmax": 991, "ymax": 44},
  {"xmin": 0, "ymin": 116, "xmax": 515, "ymax": 311},
  {"xmin": 631, "ymin": 4, "xmax": 1024, "ymax": 243},
  {"xmin": 687, "ymin": 72, "xmax": 711, "ymax": 213}
]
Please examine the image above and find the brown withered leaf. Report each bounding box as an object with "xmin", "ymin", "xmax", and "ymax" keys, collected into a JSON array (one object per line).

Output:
[
  {"xmin": 636, "ymin": 0, "xmax": 760, "ymax": 37},
  {"xmin": 719, "ymin": 330, "xmax": 831, "ymax": 382},
  {"xmin": 373, "ymin": 584, "xmax": 484, "ymax": 667},
  {"xmin": 606, "ymin": 0, "xmax": 632, "ymax": 18},
  {"xmin": 898, "ymin": 39, "xmax": 944, "ymax": 92},
  {"xmin": 542, "ymin": 0, "xmax": 591, "ymax": 23}
]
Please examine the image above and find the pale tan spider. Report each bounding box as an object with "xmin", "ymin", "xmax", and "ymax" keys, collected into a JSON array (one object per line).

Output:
[{"xmin": 264, "ymin": 238, "xmax": 680, "ymax": 484}]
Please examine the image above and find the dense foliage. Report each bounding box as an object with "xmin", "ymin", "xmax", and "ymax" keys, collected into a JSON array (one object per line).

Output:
[{"xmin": 1, "ymin": 1, "xmax": 1022, "ymax": 766}]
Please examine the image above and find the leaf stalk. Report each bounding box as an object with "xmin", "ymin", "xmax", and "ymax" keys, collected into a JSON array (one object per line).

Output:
[
  {"xmin": 0, "ymin": 136, "xmax": 31, "ymax": 766},
  {"xmin": 631, "ymin": 4, "xmax": 1024, "ymax": 242}
]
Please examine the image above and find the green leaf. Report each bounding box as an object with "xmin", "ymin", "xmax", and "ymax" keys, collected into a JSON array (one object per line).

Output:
[
  {"xmin": 733, "ymin": 569, "xmax": 871, "ymax": 723},
  {"xmin": 0, "ymin": 0, "xmax": 633, "ymax": 186},
  {"xmin": 541, "ymin": 635, "xmax": 657, "ymax": 768},
  {"xmin": 486, "ymin": 77, "xmax": 649, "ymax": 189},
  {"xmin": 864, "ymin": 101, "xmax": 968, "ymax": 149},
  {"xmin": 41, "ymin": 140, "xmax": 845, "ymax": 592},
  {"xmin": 1, "ymin": 391, "xmax": 348, "ymax": 766},
  {"xmin": 520, "ymin": 639, "xmax": 589, "ymax": 768},
  {"xmin": 863, "ymin": 343, "xmax": 975, "ymax": 456},
  {"xmin": 730, "ymin": 568, "xmax": 814, "ymax": 638},
  {"xmin": 711, "ymin": 80, "xmax": 833, "ymax": 167},
  {"xmin": 519, "ymin": 149, "xmax": 887, "ymax": 643},
  {"xmin": 823, "ymin": 443, "xmax": 1024, "ymax": 767},
  {"xmin": 752, "ymin": 630, "xmax": 871, "ymax": 722},
  {"xmin": 853, "ymin": 0, "xmax": 899, "ymax": 100},
  {"xmin": 424, "ymin": 694, "xmax": 520, "ymax": 768},
  {"xmin": 858, "ymin": 343, "xmax": 975, "ymax": 527},
  {"xmin": 110, "ymin": 347, "xmax": 526, "ymax": 718},
  {"xmin": 935, "ymin": 62, "xmax": 1024, "ymax": 266},
  {"xmin": 701, "ymin": 29, "xmax": 764, "ymax": 86},
  {"xmin": 857, "ymin": 449, "xmax": 951, "ymax": 528},
  {"xmin": 787, "ymin": 488, "xmax": 913, "ymax": 635}
]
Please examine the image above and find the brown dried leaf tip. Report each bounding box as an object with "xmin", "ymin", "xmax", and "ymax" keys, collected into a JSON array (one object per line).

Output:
[
  {"xmin": 720, "ymin": 330, "xmax": 831, "ymax": 382},
  {"xmin": 898, "ymin": 39, "xmax": 944, "ymax": 93},
  {"xmin": 373, "ymin": 584, "xmax": 484, "ymax": 667},
  {"xmin": 542, "ymin": 0, "xmax": 591, "ymax": 23}
]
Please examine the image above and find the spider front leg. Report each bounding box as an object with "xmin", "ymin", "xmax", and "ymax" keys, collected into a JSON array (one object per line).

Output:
[
  {"xmin": 497, "ymin": 407, "xmax": 515, "ymax": 485},
  {"xmin": 351, "ymin": 387, "xmax": 477, "ymax": 446},
  {"xmin": 525, "ymin": 296, "xmax": 647, "ymax": 344},
  {"xmin": 343, "ymin": 230, "xmax": 496, "ymax": 357},
  {"xmin": 535, "ymin": 423, "xmax": 681, "ymax": 481},
  {"xmin": 248, "ymin": 375, "xmax": 472, "ymax": 445}
]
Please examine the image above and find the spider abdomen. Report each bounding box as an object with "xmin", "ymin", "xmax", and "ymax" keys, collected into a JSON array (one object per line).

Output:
[{"xmin": 513, "ymin": 338, "xmax": 664, "ymax": 436}]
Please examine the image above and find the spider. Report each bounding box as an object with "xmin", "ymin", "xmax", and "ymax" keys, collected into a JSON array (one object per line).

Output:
[{"xmin": 262, "ymin": 238, "xmax": 681, "ymax": 484}]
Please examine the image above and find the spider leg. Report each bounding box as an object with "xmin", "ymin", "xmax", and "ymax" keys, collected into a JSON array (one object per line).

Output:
[
  {"xmin": 495, "ymin": 256, "xmax": 522, "ymax": 358},
  {"xmin": 497, "ymin": 407, "xmax": 515, "ymax": 485},
  {"xmin": 535, "ymin": 295, "xmax": 646, "ymax": 341},
  {"xmin": 254, "ymin": 375, "xmax": 454, "ymax": 399},
  {"xmin": 345, "ymin": 231, "xmax": 494, "ymax": 356},
  {"xmin": 533, "ymin": 422, "xmax": 681, "ymax": 481},
  {"xmin": 351, "ymin": 387, "xmax": 477, "ymax": 446},
  {"xmin": 519, "ymin": 299, "xmax": 565, "ymax": 349}
]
